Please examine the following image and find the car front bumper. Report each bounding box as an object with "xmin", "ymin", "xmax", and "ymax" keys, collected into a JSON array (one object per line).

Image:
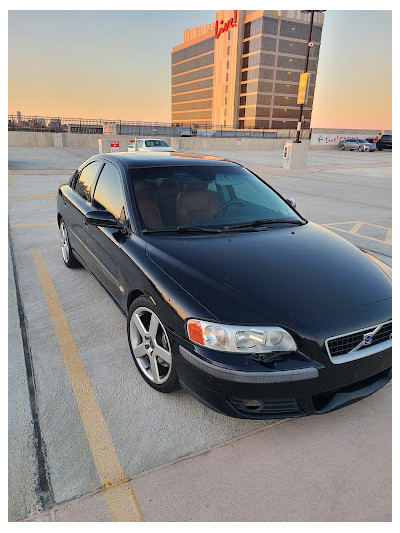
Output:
[{"xmin": 168, "ymin": 329, "xmax": 392, "ymax": 419}]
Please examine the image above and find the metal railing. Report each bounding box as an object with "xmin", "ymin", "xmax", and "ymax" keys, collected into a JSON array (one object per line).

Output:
[{"xmin": 7, "ymin": 114, "xmax": 310, "ymax": 139}]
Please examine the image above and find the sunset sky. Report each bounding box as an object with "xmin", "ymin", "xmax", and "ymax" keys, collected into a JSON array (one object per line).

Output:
[{"xmin": 8, "ymin": 9, "xmax": 392, "ymax": 130}]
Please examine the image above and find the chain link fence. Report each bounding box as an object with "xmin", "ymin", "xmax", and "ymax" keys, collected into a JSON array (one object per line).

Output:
[{"xmin": 7, "ymin": 114, "xmax": 306, "ymax": 139}]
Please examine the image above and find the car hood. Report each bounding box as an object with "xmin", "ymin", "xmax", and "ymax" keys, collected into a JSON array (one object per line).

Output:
[{"xmin": 145, "ymin": 222, "xmax": 392, "ymax": 325}]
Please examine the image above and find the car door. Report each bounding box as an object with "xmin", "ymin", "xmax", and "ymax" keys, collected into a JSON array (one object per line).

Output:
[
  {"xmin": 84, "ymin": 161, "xmax": 127, "ymax": 304},
  {"xmin": 63, "ymin": 160, "xmax": 104, "ymax": 262}
]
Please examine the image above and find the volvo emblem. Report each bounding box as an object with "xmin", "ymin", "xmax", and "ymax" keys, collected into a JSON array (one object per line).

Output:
[{"xmin": 363, "ymin": 333, "xmax": 374, "ymax": 346}]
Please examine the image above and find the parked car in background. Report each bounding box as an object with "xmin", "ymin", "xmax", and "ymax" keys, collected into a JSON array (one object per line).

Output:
[
  {"xmin": 338, "ymin": 139, "xmax": 376, "ymax": 152},
  {"xmin": 376, "ymin": 135, "xmax": 392, "ymax": 151},
  {"xmin": 128, "ymin": 138, "xmax": 176, "ymax": 153}
]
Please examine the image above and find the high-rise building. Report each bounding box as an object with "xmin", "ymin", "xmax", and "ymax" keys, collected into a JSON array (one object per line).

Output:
[{"xmin": 171, "ymin": 10, "xmax": 324, "ymax": 130}]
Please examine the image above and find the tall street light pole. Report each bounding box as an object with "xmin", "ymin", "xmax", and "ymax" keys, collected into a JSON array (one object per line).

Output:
[{"xmin": 294, "ymin": 10, "xmax": 325, "ymax": 143}]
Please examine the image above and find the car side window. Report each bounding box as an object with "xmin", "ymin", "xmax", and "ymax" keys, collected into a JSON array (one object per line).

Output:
[
  {"xmin": 92, "ymin": 163, "xmax": 125, "ymax": 220},
  {"xmin": 74, "ymin": 161, "xmax": 103, "ymax": 202}
]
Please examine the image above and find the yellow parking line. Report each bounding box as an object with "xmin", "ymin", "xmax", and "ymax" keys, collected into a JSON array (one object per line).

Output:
[
  {"xmin": 9, "ymin": 171, "xmax": 15, "ymax": 187},
  {"xmin": 385, "ymin": 228, "xmax": 392, "ymax": 244},
  {"xmin": 349, "ymin": 221, "xmax": 364, "ymax": 234},
  {"xmin": 32, "ymin": 252, "xmax": 143, "ymax": 522},
  {"xmin": 11, "ymin": 222, "xmax": 57, "ymax": 228},
  {"xmin": 323, "ymin": 224, "xmax": 392, "ymax": 245},
  {"xmin": 15, "ymin": 193, "xmax": 57, "ymax": 199}
]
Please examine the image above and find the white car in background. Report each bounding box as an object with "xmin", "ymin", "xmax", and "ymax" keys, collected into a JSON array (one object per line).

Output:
[{"xmin": 128, "ymin": 138, "xmax": 176, "ymax": 152}]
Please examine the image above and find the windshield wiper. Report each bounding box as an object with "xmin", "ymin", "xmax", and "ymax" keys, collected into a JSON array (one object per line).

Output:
[
  {"xmin": 225, "ymin": 219, "xmax": 307, "ymax": 230},
  {"xmin": 142, "ymin": 226, "xmax": 223, "ymax": 234}
]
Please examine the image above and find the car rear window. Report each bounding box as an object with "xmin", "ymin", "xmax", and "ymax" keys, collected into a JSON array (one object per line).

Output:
[{"xmin": 145, "ymin": 140, "xmax": 169, "ymax": 147}]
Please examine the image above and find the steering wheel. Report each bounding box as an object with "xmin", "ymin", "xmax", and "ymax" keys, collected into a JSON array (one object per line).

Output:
[{"xmin": 213, "ymin": 199, "xmax": 247, "ymax": 219}]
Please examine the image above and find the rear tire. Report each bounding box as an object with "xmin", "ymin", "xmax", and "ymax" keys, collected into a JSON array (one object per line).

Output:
[
  {"xmin": 59, "ymin": 218, "xmax": 81, "ymax": 268},
  {"xmin": 127, "ymin": 296, "xmax": 181, "ymax": 393},
  {"xmin": 340, "ymin": 144, "xmax": 346, "ymax": 150}
]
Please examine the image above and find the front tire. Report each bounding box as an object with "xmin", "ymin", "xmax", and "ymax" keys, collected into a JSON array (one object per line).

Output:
[
  {"xmin": 127, "ymin": 296, "xmax": 180, "ymax": 393},
  {"xmin": 59, "ymin": 219, "xmax": 81, "ymax": 268}
]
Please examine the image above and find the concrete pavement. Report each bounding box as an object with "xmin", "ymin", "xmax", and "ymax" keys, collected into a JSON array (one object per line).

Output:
[{"xmin": 9, "ymin": 146, "xmax": 391, "ymax": 521}]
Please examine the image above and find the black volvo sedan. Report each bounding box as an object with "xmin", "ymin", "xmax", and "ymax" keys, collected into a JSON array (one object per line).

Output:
[{"xmin": 57, "ymin": 152, "xmax": 392, "ymax": 419}]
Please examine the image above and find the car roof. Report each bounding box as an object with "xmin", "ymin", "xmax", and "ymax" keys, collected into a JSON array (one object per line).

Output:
[{"xmin": 89, "ymin": 152, "xmax": 241, "ymax": 169}]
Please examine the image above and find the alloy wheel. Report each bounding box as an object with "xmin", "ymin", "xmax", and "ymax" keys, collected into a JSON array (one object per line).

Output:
[
  {"xmin": 129, "ymin": 307, "xmax": 172, "ymax": 384},
  {"xmin": 60, "ymin": 221, "xmax": 70, "ymax": 263}
]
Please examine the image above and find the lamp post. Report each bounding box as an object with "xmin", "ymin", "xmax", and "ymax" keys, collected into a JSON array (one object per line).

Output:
[{"xmin": 294, "ymin": 10, "xmax": 325, "ymax": 143}]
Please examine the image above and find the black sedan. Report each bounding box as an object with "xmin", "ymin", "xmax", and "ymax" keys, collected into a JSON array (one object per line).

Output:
[{"xmin": 57, "ymin": 152, "xmax": 392, "ymax": 419}]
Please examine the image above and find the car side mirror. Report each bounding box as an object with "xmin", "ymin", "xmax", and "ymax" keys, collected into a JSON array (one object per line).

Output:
[
  {"xmin": 286, "ymin": 198, "xmax": 296, "ymax": 209},
  {"xmin": 85, "ymin": 210, "xmax": 122, "ymax": 228}
]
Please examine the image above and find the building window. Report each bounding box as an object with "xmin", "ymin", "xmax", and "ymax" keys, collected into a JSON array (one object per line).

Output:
[
  {"xmin": 228, "ymin": 30, "xmax": 231, "ymax": 41},
  {"xmin": 225, "ymin": 97, "xmax": 228, "ymax": 105},
  {"xmin": 226, "ymin": 73, "xmax": 229, "ymax": 81},
  {"xmin": 227, "ymin": 45, "xmax": 230, "ymax": 56},
  {"xmin": 225, "ymin": 85, "xmax": 228, "ymax": 93},
  {"xmin": 227, "ymin": 60, "xmax": 229, "ymax": 69}
]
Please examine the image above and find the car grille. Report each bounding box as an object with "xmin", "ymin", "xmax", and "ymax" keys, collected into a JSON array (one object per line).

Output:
[{"xmin": 327, "ymin": 321, "xmax": 392, "ymax": 358}]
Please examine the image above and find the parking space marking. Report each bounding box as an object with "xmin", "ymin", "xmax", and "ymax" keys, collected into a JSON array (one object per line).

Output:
[
  {"xmin": 8, "ymin": 171, "xmax": 15, "ymax": 186},
  {"xmin": 32, "ymin": 252, "xmax": 144, "ymax": 522},
  {"xmin": 323, "ymin": 221, "xmax": 392, "ymax": 245},
  {"xmin": 14, "ymin": 193, "xmax": 57, "ymax": 199},
  {"xmin": 11, "ymin": 222, "xmax": 57, "ymax": 228}
]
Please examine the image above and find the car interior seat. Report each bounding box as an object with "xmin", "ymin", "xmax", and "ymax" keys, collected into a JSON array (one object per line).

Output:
[
  {"xmin": 176, "ymin": 178, "xmax": 220, "ymax": 226},
  {"xmin": 157, "ymin": 178, "xmax": 179, "ymax": 227},
  {"xmin": 133, "ymin": 180, "xmax": 163, "ymax": 229}
]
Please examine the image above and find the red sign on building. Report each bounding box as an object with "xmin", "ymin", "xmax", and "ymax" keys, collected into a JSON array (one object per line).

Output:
[
  {"xmin": 110, "ymin": 141, "xmax": 119, "ymax": 152},
  {"xmin": 215, "ymin": 10, "xmax": 237, "ymax": 39}
]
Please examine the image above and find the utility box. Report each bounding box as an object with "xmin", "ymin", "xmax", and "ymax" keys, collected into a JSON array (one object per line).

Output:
[{"xmin": 283, "ymin": 141, "xmax": 308, "ymax": 169}]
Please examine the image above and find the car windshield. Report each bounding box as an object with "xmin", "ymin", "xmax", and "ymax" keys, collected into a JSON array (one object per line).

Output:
[
  {"xmin": 145, "ymin": 140, "xmax": 169, "ymax": 147},
  {"xmin": 358, "ymin": 139, "xmax": 368, "ymax": 143},
  {"xmin": 128, "ymin": 165, "xmax": 304, "ymax": 232}
]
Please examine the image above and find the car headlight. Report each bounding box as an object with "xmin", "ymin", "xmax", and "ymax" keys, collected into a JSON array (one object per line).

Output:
[{"xmin": 187, "ymin": 319, "xmax": 297, "ymax": 353}]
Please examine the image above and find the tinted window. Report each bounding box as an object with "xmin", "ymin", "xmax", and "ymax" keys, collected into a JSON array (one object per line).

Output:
[
  {"xmin": 74, "ymin": 161, "xmax": 102, "ymax": 202},
  {"xmin": 128, "ymin": 165, "xmax": 302, "ymax": 230},
  {"xmin": 92, "ymin": 163, "xmax": 124, "ymax": 220},
  {"xmin": 145, "ymin": 140, "xmax": 169, "ymax": 147}
]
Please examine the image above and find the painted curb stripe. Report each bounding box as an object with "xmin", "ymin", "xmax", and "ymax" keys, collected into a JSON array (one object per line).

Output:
[
  {"xmin": 11, "ymin": 222, "xmax": 58, "ymax": 228},
  {"xmin": 15, "ymin": 193, "xmax": 57, "ymax": 199},
  {"xmin": 9, "ymin": 171, "xmax": 15, "ymax": 186},
  {"xmin": 32, "ymin": 252, "xmax": 143, "ymax": 522}
]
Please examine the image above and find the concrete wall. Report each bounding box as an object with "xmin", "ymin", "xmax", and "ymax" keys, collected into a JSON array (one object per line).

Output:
[
  {"xmin": 171, "ymin": 136, "xmax": 290, "ymax": 151},
  {"xmin": 8, "ymin": 131, "xmax": 173, "ymax": 149},
  {"xmin": 8, "ymin": 131, "xmax": 55, "ymax": 147},
  {"xmin": 9, "ymin": 128, "xmax": 389, "ymax": 152}
]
